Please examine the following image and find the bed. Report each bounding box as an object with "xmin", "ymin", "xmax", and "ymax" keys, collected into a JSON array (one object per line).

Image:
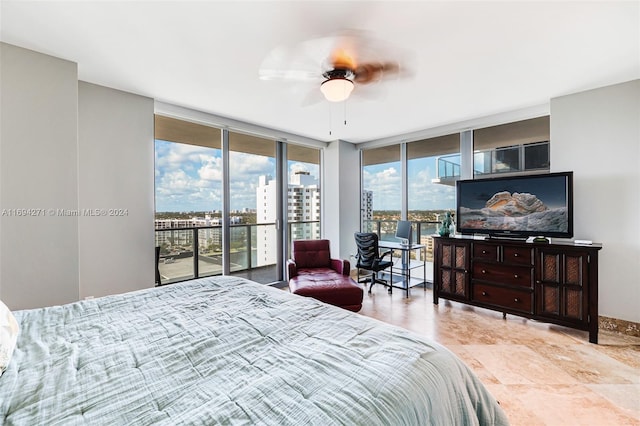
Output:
[{"xmin": 0, "ymin": 276, "xmax": 509, "ymax": 425}]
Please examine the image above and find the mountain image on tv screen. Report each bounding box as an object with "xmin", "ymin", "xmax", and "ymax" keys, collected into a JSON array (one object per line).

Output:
[{"xmin": 458, "ymin": 178, "xmax": 568, "ymax": 233}]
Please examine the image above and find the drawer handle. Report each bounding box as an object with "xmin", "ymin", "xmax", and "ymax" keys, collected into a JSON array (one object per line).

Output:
[
  {"xmin": 482, "ymin": 291, "xmax": 487, "ymax": 296},
  {"xmin": 482, "ymin": 269, "xmax": 486, "ymax": 274},
  {"xmin": 514, "ymin": 253, "xmax": 519, "ymax": 257},
  {"xmin": 514, "ymin": 298, "xmax": 520, "ymax": 303},
  {"xmin": 514, "ymin": 274, "xmax": 519, "ymax": 279},
  {"xmin": 482, "ymin": 250, "xmax": 487, "ymax": 254}
]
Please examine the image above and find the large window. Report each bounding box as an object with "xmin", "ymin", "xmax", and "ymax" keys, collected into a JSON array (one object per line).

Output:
[
  {"xmin": 474, "ymin": 117, "xmax": 550, "ymax": 176},
  {"xmin": 154, "ymin": 116, "xmax": 222, "ymax": 283},
  {"xmin": 360, "ymin": 116, "xmax": 550, "ymax": 282},
  {"xmin": 361, "ymin": 145, "xmax": 401, "ymax": 240},
  {"xmin": 154, "ymin": 116, "xmax": 321, "ymax": 285},
  {"xmin": 229, "ymin": 131, "xmax": 277, "ymax": 283},
  {"xmin": 407, "ymin": 134, "xmax": 458, "ymax": 262}
]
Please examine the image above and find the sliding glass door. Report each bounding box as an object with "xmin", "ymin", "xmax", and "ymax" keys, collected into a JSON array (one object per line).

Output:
[
  {"xmin": 407, "ymin": 134, "xmax": 459, "ymax": 279},
  {"xmin": 154, "ymin": 116, "xmax": 223, "ymax": 284},
  {"xmin": 228, "ymin": 132, "xmax": 278, "ymax": 283},
  {"xmin": 361, "ymin": 145, "xmax": 401, "ymax": 240}
]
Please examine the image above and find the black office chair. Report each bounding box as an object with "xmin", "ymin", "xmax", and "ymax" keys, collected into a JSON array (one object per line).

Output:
[{"xmin": 354, "ymin": 232, "xmax": 393, "ymax": 293}]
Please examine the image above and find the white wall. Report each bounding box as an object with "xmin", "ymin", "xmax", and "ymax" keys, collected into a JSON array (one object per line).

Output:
[
  {"xmin": 0, "ymin": 44, "xmax": 155, "ymax": 309},
  {"xmin": 550, "ymin": 79, "xmax": 640, "ymax": 323},
  {"xmin": 323, "ymin": 140, "xmax": 361, "ymax": 261},
  {"xmin": 0, "ymin": 43, "xmax": 80, "ymax": 309},
  {"xmin": 78, "ymin": 82, "xmax": 155, "ymax": 299}
]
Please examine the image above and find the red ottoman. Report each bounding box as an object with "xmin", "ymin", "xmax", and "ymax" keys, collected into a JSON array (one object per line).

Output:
[{"xmin": 287, "ymin": 240, "xmax": 363, "ymax": 312}]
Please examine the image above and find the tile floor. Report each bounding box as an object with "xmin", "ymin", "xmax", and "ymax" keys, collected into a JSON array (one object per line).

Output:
[{"xmin": 356, "ymin": 283, "xmax": 640, "ymax": 426}]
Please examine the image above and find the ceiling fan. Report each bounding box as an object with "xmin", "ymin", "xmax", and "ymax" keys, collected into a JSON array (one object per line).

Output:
[{"xmin": 259, "ymin": 30, "xmax": 410, "ymax": 104}]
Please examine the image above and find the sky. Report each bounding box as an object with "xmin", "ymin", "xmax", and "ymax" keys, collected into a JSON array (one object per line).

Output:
[
  {"xmin": 362, "ymin": 157, "xmax": 456, "ymax": 211},
  {"xmin": 156, "ymin": 139, "xmax": 455, "ymax": 213},
  {"xmin": 155, "ymin": 140, "xmax": 318, "ymax": 212}
]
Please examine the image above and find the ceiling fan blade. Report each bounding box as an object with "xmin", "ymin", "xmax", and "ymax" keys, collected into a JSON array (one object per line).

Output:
[
  {"xmin": 354, "ymin": 61, "xmax": 401, "ymax": 84},
  {"xmin": 259, "ymin": 44, "xmax": 323, "ymax": 81},
  {"xmin": 259, "ymin": 69, "xmax": 319, "ymax": 81},
  {"xmin": 351, "ymin": 81, "xmax": 388, "ymax": 101},
  {"xmin": 300, "ymin": 86, "xmax": 324, "ymax": 107}
]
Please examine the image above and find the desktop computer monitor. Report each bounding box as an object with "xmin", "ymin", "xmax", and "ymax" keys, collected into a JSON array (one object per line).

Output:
[{"xmin": 395, "ymin": 220, "xmax": 412, "ymax": 245}]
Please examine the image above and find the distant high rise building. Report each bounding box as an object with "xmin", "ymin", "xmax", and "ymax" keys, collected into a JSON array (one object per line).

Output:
[
  {"xmin": 362, "ymin": 190, "xmax": 373, "ymax": 222},
  {"xmin": 288, "ymin": 171, "xmax": 320, "ymax": 242},
  {"xmin": 154, "ymin": 215, "xmax": 241, "ymax": 252},
  {"xmin": 256, "ymin": 172, "xmax": 320, "ymax": 267},
  {"xmin": 256, "ymin": 175, "xmax": 277, "ymax": 267}
]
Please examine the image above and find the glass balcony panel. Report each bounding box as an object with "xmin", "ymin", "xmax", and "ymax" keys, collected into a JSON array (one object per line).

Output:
[
  {"xmin": 155, "ymin": 229, "xmax": 195, "ymax": 284},
  {"xmin": 361, "ymin": 220, "xmax": 377, "ymax": 234},
  {"xmin": 197, "ymin": 227, "xmax": 222, "ymax": 278},
  {"xmin": 378, "ymin": 219, "xmax": 400, "ymax": 242},
  {"xmin": 229, "ymin": 224, "xmax": 251, "ymax": 273},
  {"xmin": 474, "ymin": 151, "xmax": 491, "ymax": 175},
  {"xmin": 493, "ymin": 146, "xmax": 520, "ymax": 173},
  {"xmin": 524, "ymin": 142, "xmax": 550, "ymax": 170},
  {"xmin": 436, "ymin": 154, "xmax": 461, "ymax": 179},
  {"xmin": 230, "ymin": 223, "xmax": 277, "ymax": 284},
  {"xmin": 287, "ymin": 221, "xmax": 320, "ymax": 258}
]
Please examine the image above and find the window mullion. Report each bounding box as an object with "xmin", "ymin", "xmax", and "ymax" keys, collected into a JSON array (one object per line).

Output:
[{"xmin": 221, "ymin": 129, "xmax": 230, "ymax": 275}]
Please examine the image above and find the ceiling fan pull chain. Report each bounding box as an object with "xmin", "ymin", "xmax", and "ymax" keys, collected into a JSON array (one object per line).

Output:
[
  {"xmin": 328, "ymin": 104, "xmax": 333, "ymax": 136},
  {"xmin": 344, "ymin": 99, "xmax": 347, "ymax": 126}
]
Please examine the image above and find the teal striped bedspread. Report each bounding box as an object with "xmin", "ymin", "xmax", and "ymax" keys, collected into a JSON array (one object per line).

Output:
[{"xmin": 0, "ymin": 276, "xmax": 508, "ymax": 425}]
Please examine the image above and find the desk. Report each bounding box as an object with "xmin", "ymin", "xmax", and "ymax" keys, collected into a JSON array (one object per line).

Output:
[{"xmin": 378, "ymin": 242, "xmax": 427, "ymax": 297}]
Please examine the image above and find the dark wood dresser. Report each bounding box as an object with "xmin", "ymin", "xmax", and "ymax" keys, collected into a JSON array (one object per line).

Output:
[{"xmin": 433, "ymin": 236, "xmax": 602, "ymax": 343}]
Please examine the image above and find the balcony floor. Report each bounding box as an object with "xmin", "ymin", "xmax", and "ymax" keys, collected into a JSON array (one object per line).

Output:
[{"xmin": 231, "ymin": 265, "xmax": 280, "ymax": 284}]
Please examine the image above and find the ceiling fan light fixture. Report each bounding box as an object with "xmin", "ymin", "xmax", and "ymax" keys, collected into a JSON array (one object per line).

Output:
[{"xmin": 320, "ymin": 77, "xmax": 354, "ymax": 102}]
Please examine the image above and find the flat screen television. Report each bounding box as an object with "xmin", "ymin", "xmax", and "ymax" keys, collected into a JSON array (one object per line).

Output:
[{"xmin": 456, "ymin": 171, "xmax": 573, "ymax": 239}]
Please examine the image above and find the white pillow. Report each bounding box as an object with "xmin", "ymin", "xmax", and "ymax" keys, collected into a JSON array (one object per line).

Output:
[{"xmin": 0, "ymin": 299, "xmax": 19, "ymax": 376}]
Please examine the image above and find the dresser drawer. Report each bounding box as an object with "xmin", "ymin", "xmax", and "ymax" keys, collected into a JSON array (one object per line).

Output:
[
  {"xmin": 473, "ymin": 283, "xmax": 533, "ymax": 314},
  {"xmin": 503, "ymin": 246, "xmax": 533, "ymax": 266},
  {"xmin": 472, "ymin": 262, "xmax": 533, "ymax": 288},
  {"xmin": 473, "ymin": 243, "xmax": 498, "ymax": 261}
]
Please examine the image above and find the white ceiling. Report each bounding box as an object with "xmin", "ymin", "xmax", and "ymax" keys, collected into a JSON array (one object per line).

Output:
[{"xmin": 1, "ymin": 1, "xmax": 638, "ymax": 144}]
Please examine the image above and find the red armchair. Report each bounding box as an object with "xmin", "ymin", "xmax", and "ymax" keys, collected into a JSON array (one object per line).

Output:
[{"xmin": 288, "ymin": 239, "xmax": 363, "ymax": 312}]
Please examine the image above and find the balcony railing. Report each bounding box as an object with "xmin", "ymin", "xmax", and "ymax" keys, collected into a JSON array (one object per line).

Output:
[
  {"xmin": 436, "ymin": 157, "xmax": 461, "ymax": 180},
  {"xmin": 155, "ymin": 221, "xmax": 320, "ymax": 285},
  {"xmin": 434, "ymin": 141, "xmax": 550, "ymax": 182},
  {"xmin": 157, "ymin": 220, "xmax": 435, "ymax": 284}
]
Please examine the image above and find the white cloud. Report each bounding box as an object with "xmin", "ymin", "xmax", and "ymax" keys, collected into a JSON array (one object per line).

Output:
[
  {"xmin": 408, "ymin": 168, "xmax": 456, "ymax": 210},
  {"xmin": 158, "ymin": 169, "xmax": 191, "ymax": 192},
  {"xmin": 363, "ymin": 166, "xmax": 402, "ymax": 210},
  {"xmin": 229, "ymin": 152, "xmax": 273, "ymax": 175},
  {"xmin": 157, "ymin": 141, "xmax": 320, "ymax": 212},
  {"xmin": 198, "ymin": 157, "xmax": 223, "ymax": 181},
  {"xmin": 155, "ymin": 141, "xmax": 225, "ymax": 211},
  {"xmin": 156, "ymin": 144, "xmax": 215, "ymax": 171}
]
